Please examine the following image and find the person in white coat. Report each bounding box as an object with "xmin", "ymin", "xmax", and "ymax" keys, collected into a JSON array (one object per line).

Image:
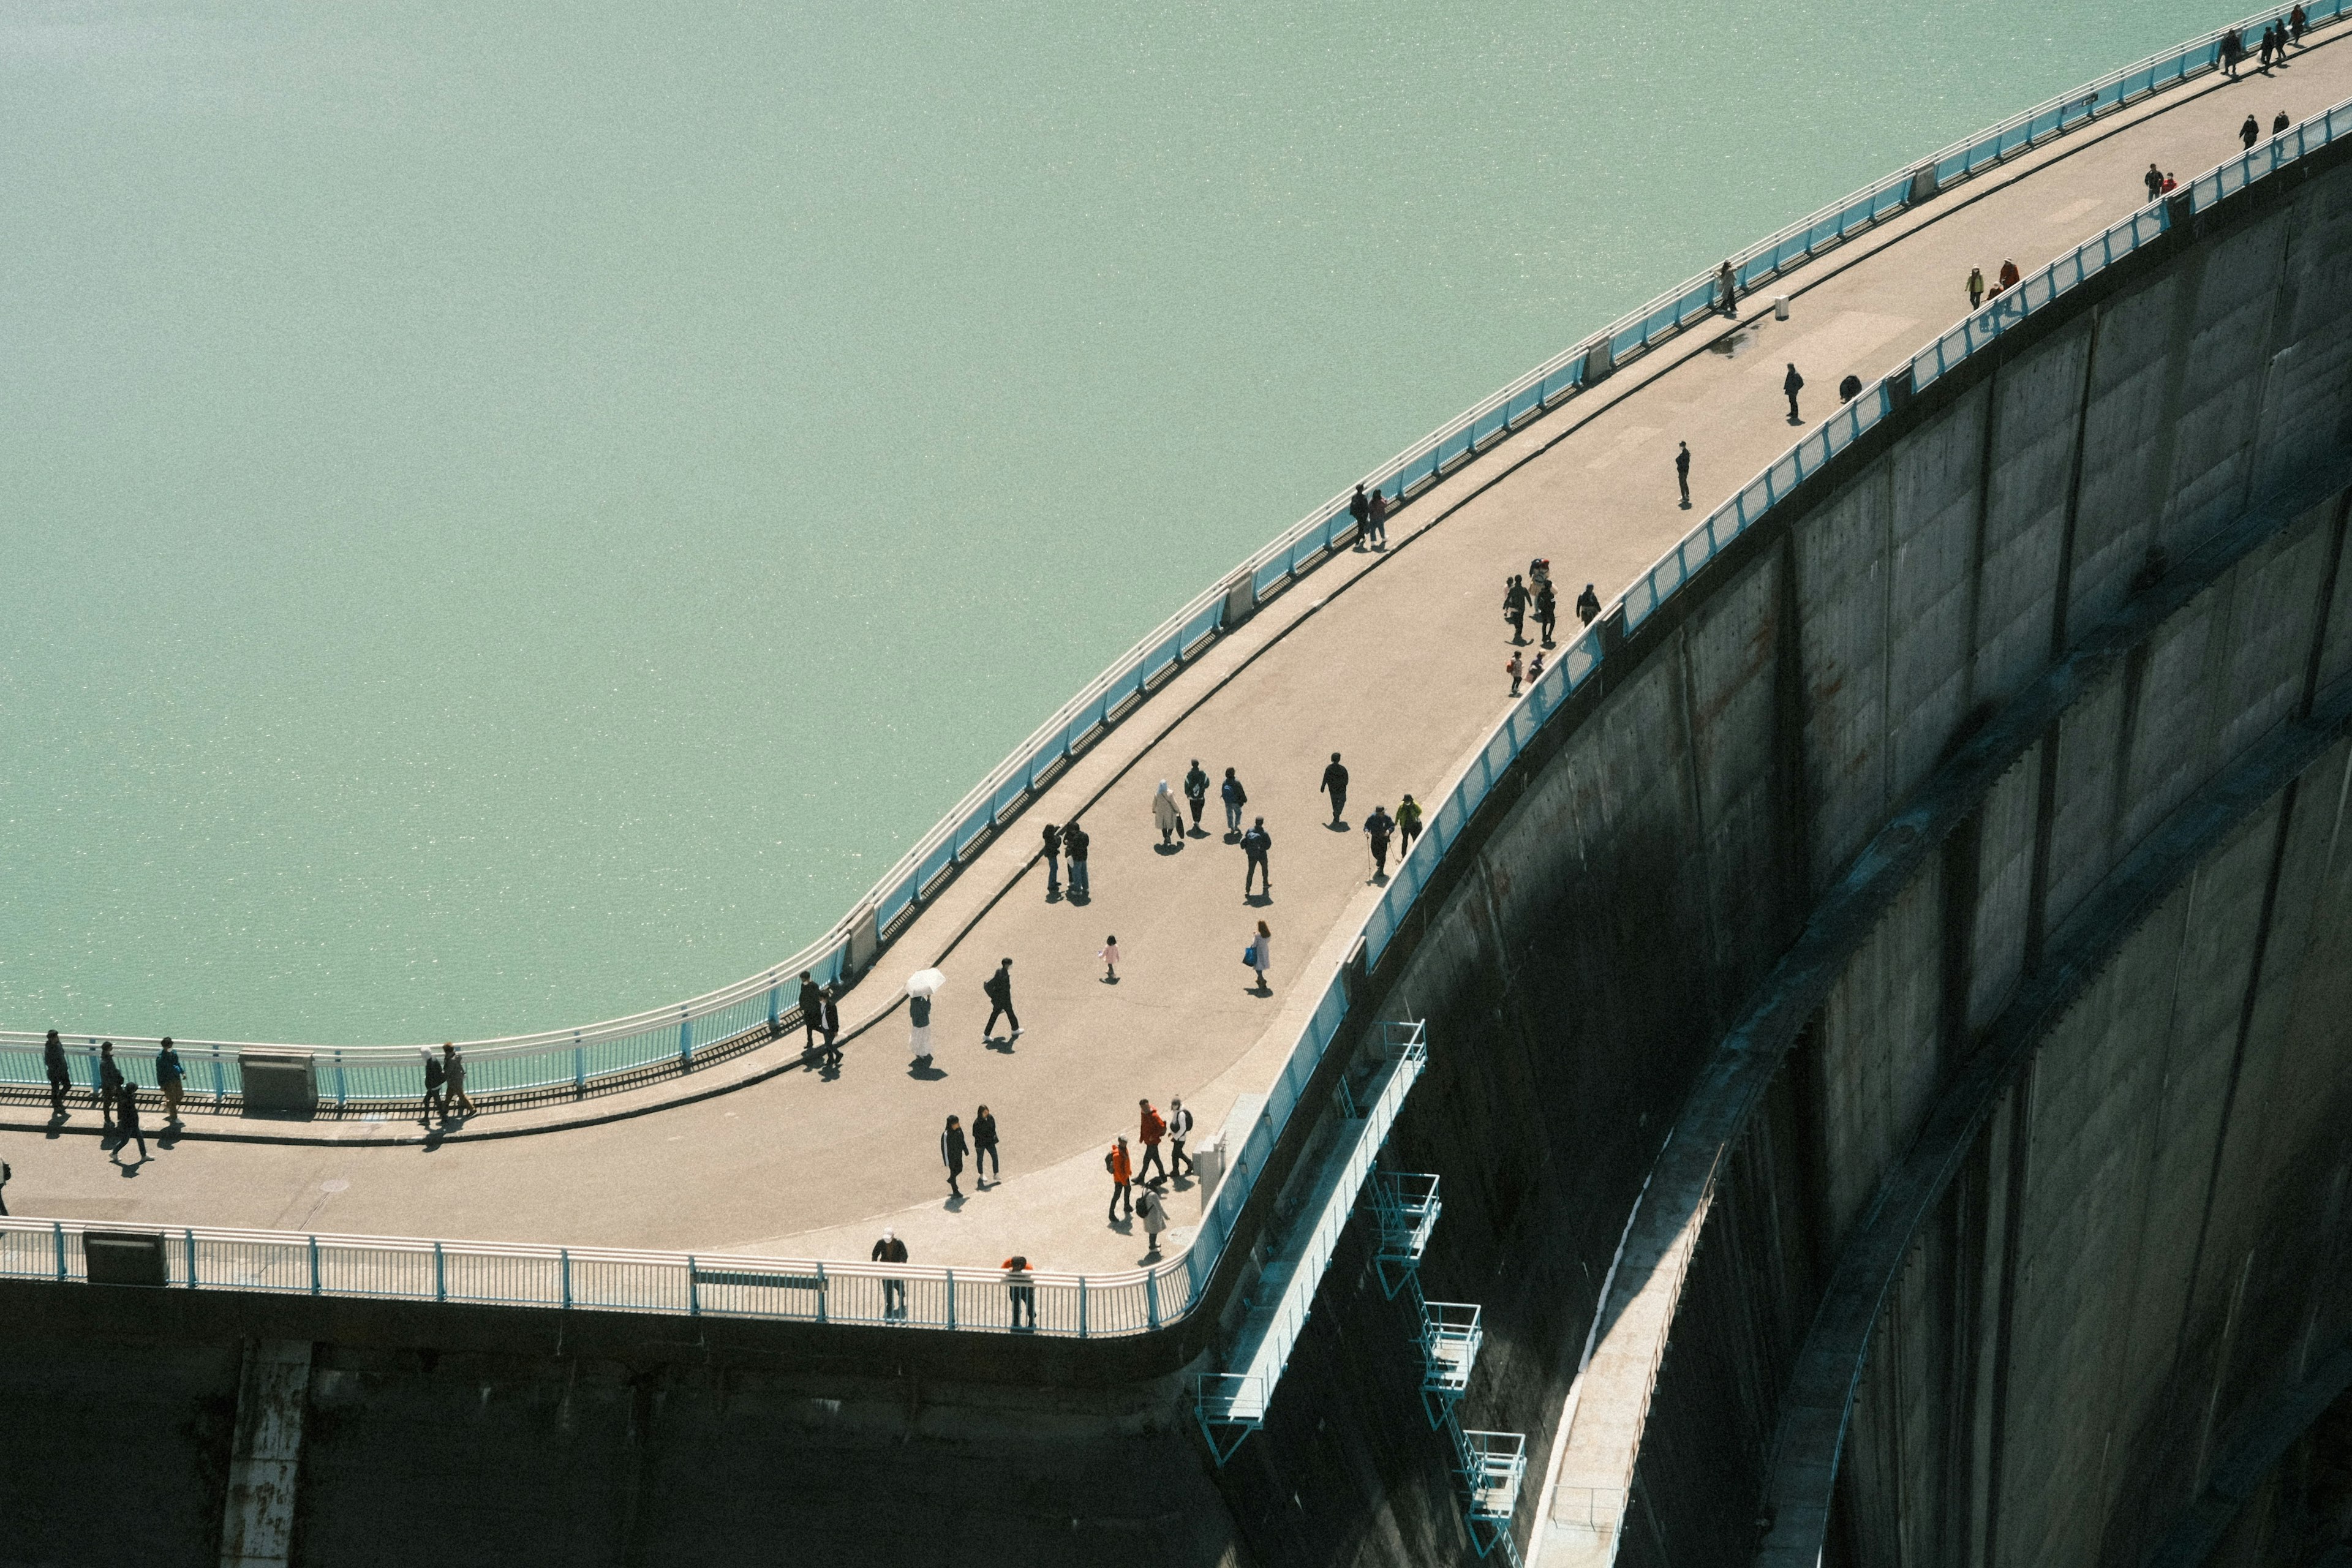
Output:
[
  {"xmin": 1248, "ymin": 920, "xmax": 1272, "ymax": 994},
  {"xmin": 1152, "ymin": 780, "xmax": 1183, "ymax": 847},
  {"xmin": 1136, "ymin": 1183, "xmax": 1169, "ymax": 1257}
]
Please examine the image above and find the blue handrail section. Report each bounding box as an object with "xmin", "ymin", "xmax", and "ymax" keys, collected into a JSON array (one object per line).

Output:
[{"xmin": 2, "ymin": 1, "xmax": 2329, "ymax": 1106}]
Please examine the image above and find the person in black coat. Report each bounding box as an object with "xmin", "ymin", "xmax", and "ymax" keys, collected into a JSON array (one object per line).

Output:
[
  {"xmin": 1242, "ymin": 818, "xmax": 1273, "ymax": 897},
  {"xmin": 1784, "ymin": 363, "xmax": 1806, "ymax": 423},
  {"xmin": 797, "ymin": 971, "xmax": 825, "ymax": 1048},
  {"xmin": 1534, "ymin": 580, "xmax": 1558, "ymax": 647},
  {"xmin": 982, "ymin": 958, "xmax": 1020, "ymax": 1042},
  {"xmin": 872, "ymin": 1229, "xmax": 909, "ymax": 1319},
  {"xmin": 113, "ymin": 1082, "xmax": 147, "ymax": 1164},
  {"xmin": 1321, "ymin": 753, "xmax": 1349, "ymax": 825},
  {"xmin": 941, "ymin": 1114, "xmax": 970, "ymax": 1198},
  {"xmin": 1183, "ymin": 760, "xmax": 1211, "ymax": 832},
  {"xmin": 1576, "ymin": 583, "xmax": 1602, "ymax": 626},
  {"xmin": 43, "ymin": 1030, "xmax": 70, "ymax": 1117},
  {"xmin": 97, "ymin": 1042, "xmax": 124, "ymax": 1133},
  {"xmin": 1349, "ymin": 483, "xmax": 1371, "ymax": 546},
  {"xmin": 1040, "ymin": 821, "xmax": 1063, "ymax": 898},
  {"xmin": 1220, "ymin": 768, "xmax": 1248, "ymax": 837},
  {"xmin": 1064, "ymin": 821, "xmax": 1091, "ymax": 900},
  {"xmin": 973, "ymin": 1104, "xmax": 1001, "ymax": 1183}
]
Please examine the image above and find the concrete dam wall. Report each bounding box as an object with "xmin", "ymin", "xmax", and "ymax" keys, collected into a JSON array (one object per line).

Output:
[{"xmin": 9, "ymin": 100, "xmax": 2352, "ymax": 1568}]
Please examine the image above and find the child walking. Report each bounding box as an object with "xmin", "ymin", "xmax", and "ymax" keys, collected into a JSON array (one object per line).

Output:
[{"xmin": 1099, "ymin": 935, "xmax": 1121, "ymax": 982}]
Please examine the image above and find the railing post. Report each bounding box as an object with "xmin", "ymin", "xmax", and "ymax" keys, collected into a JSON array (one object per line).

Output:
[
  {"xmin": 677, "ymin": 1007, "xmax": 693, "ymax": 1070},
  {"xmin": 560, "ymin": 1248, "xmax": 572, "ymax": 1310},
  {"xmin": 333, "ymin": 1050, "xmax": 347, "ymax": 1109},
  {"xmin": 767, "ymin": 977, "xmax": 780, "ymax": 1031},
  {"xmin": 308, "ymin": 1235, "xmax": 321, "ymax": 1296},
  {"xmin": 1147, "ymin": 1268, "xmax": 1162, "ymax": 1330},
  {"xmin": 688, "ymin": 1257, "xmax": 701, "ymax": 1316},
  {"xmin": 53, "ymin": 1221, "xmax": 66, "ymax": 1281},
  {"xmin": 946, "ymin": 1268, "xmax": 956, "ymax": 1330},
  {"xmin": 1079, "ymin": 1276, "xmax": 1088, "ymax": 1339},
  {"xmin": 573, "ymin": 1038, "xmax": 585, "ymax": 1095},
  {"xmin": 186, "ymin": 1228, "xmax": 198, "ymax": 1288},
  {"xmin": 816, "ymin": 1262, "xmax": 826, "ymax": 1324},
  {"xmin": 434, "ymin": 1241, "xmax": 446, "ymax": 1302}
]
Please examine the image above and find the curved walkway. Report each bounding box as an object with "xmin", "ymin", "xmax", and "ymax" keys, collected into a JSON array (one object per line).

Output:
[{"xmin": 7, "ymin": 34, "xmax": 2351, "ymax": 1276}]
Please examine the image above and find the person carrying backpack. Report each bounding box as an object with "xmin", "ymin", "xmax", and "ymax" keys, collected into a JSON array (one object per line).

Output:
[
  {"xmin": 982, "ymin": 958, "xmax": 1020, "ymax": 1042},
  {"xmin": 1106, "ymin": 1137, "xmax": 1133, "ymax": 1221},
  {"xmin": 1220, "ymin": 768, "xmax": 1248, "ymax": 836},
  {"xmin": 1183, "ymin": 760, "xmax": 1211, "ymax": 832},
  {"xmin": 43, "ymin": 1030, "xmax": 70, "ymax": 1117},
  {"xmin": 156, "ymin": 1037, "xmax": 185, "ymax": 1124},
  {"xmin": 1167, "ymin": 1097, "xmax": 1196, "ymax": 1178}
]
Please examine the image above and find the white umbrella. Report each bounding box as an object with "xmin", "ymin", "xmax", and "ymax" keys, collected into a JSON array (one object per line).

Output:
[{"xmin": 906, "ymin": 968, "xmax": 946, "ymax": 999}]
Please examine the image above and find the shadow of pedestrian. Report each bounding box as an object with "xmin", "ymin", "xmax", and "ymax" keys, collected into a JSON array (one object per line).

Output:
[
  {"xmin": 1107, "ymin": 1216, "xmax": 1133, "ymax": 1235},
  {"xmin": 908, "ymin": 1061, "xmax": 947, "ymax": 1080},
  {"xmin": 1244, "ymin": 892, "xmax": 1272, "ymax": 908},
  {"xmin": 943, "ymin": 1194, "xmax": 967, "ymax": 1212},
  {"xmin": 1153, "ymin": 842, "xmax": 1182, "ymax": 856},
  {"xmin": 1326, "ymin": 819, "xmax": 1351, "ymax": 832}
]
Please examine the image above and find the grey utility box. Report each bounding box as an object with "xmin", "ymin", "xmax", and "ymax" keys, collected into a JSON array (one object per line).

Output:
[
  {"xmin": 238, "ymin": 1050, "xmax": 318, "ymax": 1118},
  {"xmin": 84, "ymin": 1230, "xmax": 168, "ymax": 1287}
]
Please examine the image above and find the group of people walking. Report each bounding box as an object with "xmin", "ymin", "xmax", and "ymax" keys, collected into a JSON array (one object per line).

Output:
[
  {"xmin": 1105, "ymin": 1096, "xmax": 1195, "ymax": 1256},
  {"xmin": 1501, "ymin": 559, "xmax": 1602, "ymax": 696},
  {"xmin": 2221, "ymin": 13, "xmax": 2307, "ymax": 80},
  {"xmin": 40, "ymin": 1030, "xmax": 187, "ymax": 1165},
  {"xmin": 1964, "ymin": 258, "xmax": 2024, "ymax": 309}
]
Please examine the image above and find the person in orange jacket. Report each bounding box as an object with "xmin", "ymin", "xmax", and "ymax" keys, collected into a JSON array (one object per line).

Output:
[
  {"xmin": 1137, "ymin": 1099, "xmax": 1169, "ymax": 1188},
  {"xmin": 1106, "ymin": 1136, "xmax": 1133, "ymax": 1221}
]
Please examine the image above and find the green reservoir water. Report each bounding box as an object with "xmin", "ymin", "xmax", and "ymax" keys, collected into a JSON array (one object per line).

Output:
[{"xmin": 2, "ymin": 1, "xmax": 2228, "ymax": 1044}]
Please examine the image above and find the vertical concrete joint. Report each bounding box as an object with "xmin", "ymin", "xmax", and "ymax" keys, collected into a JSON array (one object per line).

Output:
[{"xmin": 218, "ymin": 1339, "xmax": 314, "ymax": 1568}]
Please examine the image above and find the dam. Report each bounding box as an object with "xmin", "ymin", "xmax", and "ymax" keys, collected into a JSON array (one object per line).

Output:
[{"xmin": 7, "ymin": 10, "xmax": 2352, "ymax": 1566}]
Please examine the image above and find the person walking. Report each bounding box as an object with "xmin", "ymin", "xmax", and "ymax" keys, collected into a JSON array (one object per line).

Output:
[
  {"xmin": 1349, "ymin": 482, "xmax": 1371, "ymax": 546},
  {"xmin": 1167, "ymin": 1097, "xmax": 1195, "ymax": 1178},
  {"xmin": 1576, "ymin": 582, "xmax": 1601, "ymax": 627},
  {"xmin": 871, "ymin": 1229, "xmax": 908, "ymax": 1319},
  {"xmin": 818, "ymin": 984, "xmax": 843, "ymax": 1068},
  {"xmin": 1783, "ymin": 363, "xmax": 1805, "ymax": 424},
  {"xmin": 1136, "ymin": 1183, "xmax": 1169, "ymax": 1258},
  {"xmin": 1396, "ymin": 794, "xmax": 1423, "ymax": 855},
  {"xmin": 97, "ymin": 1042, "xmax": 124, "ymax": 1134},
  {"xmin": 442, "ymin": 1043, "xmax": 476, "ymax": 1118},
  {"xmin": 1528, "ymin": 650, "xmax": 1548, "ymax": 687},
  {"xmin": 43, "ymin": 1030, "xmax": 70, "ymax": 1117},
  {"xmin": 1137, "ymin": 1099, "xmax": 1169, "ymax": 1187},
  {"xmin": 973, "ymin": 1104, "xmax": 1000, "ymax": 1183},
  {"xmin": 1002, "ymin": 1256, "xmax": 1037, "ymax": 1329},
  {"xmin": 1676, "ymin": 441, "xmax": 1692, "ymax": 508},
  {"xmin": 1503, "ymin": 575, "xmax": 1529, "ymax": 643},
  {"xmin": 1534, "ymin": 579, "xmax": 1558, "ymax": 646},
  {"xmin": 2292, "ymin": 4, "xmax": 2308, "ymax": 47},
  {"xmin": 1363, "ymin": 804, "xmax": 1396, "ymax": 880},
  {"xmin": 2242, "ymin": 112, "xmax": 2261, "ymax": 150},
  {"xmin": 2259, "ymin": 25, "xmax": 2275, "ymax": 71},
  {"xmin": 941, "ymin": 1114, "xmax": 968, "ymax": 1198},
  {"xmin": 1248, "ymin": 921, "xmax": 1273, "ymax": 994},
  {"xmin": 798, "ymin": 971, "xmax": 825, "ymax": 1049},
  {"xmin": 1367, "ymin": 487, "xmax": 1390, "ymax": 547},
  {"xmin": 1106, "ymin": 1137, "xmax": 1133, "ymax": 1221},
  {"xmin": 1321, "ymin": 753, "xmax": 1349, "ymax": 825},
  {"xmin": 156, "ymin": 1038, "xmax": 184, "ymax": 1125},
  {"xmin": 1506, "ymin": 649, "xmax": 1524, "ymax": 696},
  {"xmin": 1967, "ymin": 265, "xmax": 1985, "ymax": 309},
  {"xmin": 1065, "ymin": 820, "xmax": 1091, "ymax": 900},
  {"xmin": 1098, "ymin": 935, "xmax": 1121, "ymax": 983},
  {"xmin": 1241, "ymin": 818, "xmax": 1272, "ymax": 897},
  {"xmin": 981, "ymin": 958, "xmax": 1020, "ymax": 1042},
  {"xmin": 113, "ymin": 1080, "xmax": 147, "ymax": 1165},
  {"xmin": 1183, "ymin": 760, "xmax": 1211, "ymax": 832},
  {"xmin": 1996, "ymin": 258, "xmax": 2020, "ymax": 295},
  {"xmin": 908, "ymin": 985, "xmax": 935, "ymax": 1070},
  {"xmin": 1153, "ymin": 780, "xmax": 1183, "ymax": 846},
  {"xmin": 1040, "ymin": 820, "xmax": 1063, "ymax": 899},
  {"xmin": 2144, "ymin": 163, "xmax": 2165, "ymax": 203},
  {"xmin": 2222, "ymin": 27, "xmax": 2243, "ymax": 79},
  {"xmin": 1717, "ymin": 258, "xmax": 1737, "ymax": 317},
  {"xmin": 1220, "ymin": 768, "xmax": 1248, "ymax": 837},
  {"xmin": 2274, "ymin": 110, "xmax": 2293, "ymax": 137},
  {"xmin": 1839, "ymin": 374, "xmax": 1863, "ymax": 403},
  {"xmin": 420, "ymin": 1048, "xmax": 446, "ymax": 1126}
]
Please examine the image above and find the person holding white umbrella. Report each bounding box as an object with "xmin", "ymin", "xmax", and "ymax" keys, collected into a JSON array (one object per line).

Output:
[{"xmin": 907, "ymin": 967, "xmax": 946, "ymax": 1070}]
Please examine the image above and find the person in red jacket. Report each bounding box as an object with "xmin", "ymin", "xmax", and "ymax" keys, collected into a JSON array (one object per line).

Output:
[
  {"xmin": 1106, "ymin": 1137, "xmax": 1133, "ymax": 1221},
  {"xmin": 1137, "ymin": 1099, "xmax": 1169, "ymax": 1188}
]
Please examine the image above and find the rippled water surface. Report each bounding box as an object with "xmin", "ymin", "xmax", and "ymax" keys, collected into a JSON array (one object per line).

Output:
[{"xmin": 1, "ymin": 0, "xmax": 2230, "ymax": 1041}]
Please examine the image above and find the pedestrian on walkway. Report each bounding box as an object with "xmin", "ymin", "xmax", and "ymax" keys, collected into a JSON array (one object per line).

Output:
[
  {"xmin": 819, "ymin": 984, "xmax": 843, "ymax": 1068},
  {"xmin": 941, "ymin": 1114, "xmax": 968, "ymax": 1197},
  {"xmin": 2243, "ymin": 112, "xmax": 2261, "ymax": 149},
  {"xmin": 113, "ymin": 1081, "xmax": 147, "ymax": 1164},
  {"xmin": 872, "ymin": 1229, "xmax": 908, "ymax": 1319},
  {"xmin": 1784, "ymin": 363, "xmax": 1805, "ymax": 424},
  {"xmin": 43, "ymin": 1030, "xmax": 70, "ymax": 1117},
  {"xmin": 973, "ymin": 1104, "xmax": 1000, "ymax": 1182},
  {"xmin": 2222, "ymin": 28, "xmax": 2243, "ymax": 79},
  {"xmin": 1249, "ymin": 921, "xmax": 1273, "ymax": 994},
  {"xmin": 2274, "ymin": 110, "xmax": 2293, "ymax": 137},
  {"xmin": 1183, "ymin": 760, "xmax": 1211, "ymax": 832},
  {"xmin": 1349, "ymin": 482, "xmax": 1371, "ymax": 546},
  {"xmin": 1364, "ymin": 804, "xmax": 1396, "ymax": 880},
  {"xmin": 1676, "ymin": 441, "xmax": 1692, "ymax": 508},
  {"xmin": 1065, "ymin": 820, "xmax": 1091, "ymax": 899},
  {"xmin": 1368, "ymin": 487, "xmax": 1390, "ymax": 547},
  {"xmin": 1529, "ymin": 556, "xmax": 1551, "ymax": 594},
  {"xmin": 1839, "ymin": 374, "xmax": 1863, "ymax": 403},
  {"xmin": 1506, "ymin": 649, "xmax": 1523, "ymax": 696},
  {"xmin": 1717, "ymin": 259, "xmax": 1737, "ymax": 317},
  {"xmin": 1534, "ymin": 579, "xmax": 1558, "ymax": 646},
  {"xmin": 1136, "ymin": 1184, "xmax": 1169, "ymax": 1257},
  {"xmin": 2161, "ymin": 172, "xmax": 2178, "ymax": 194},
  {"xmin": 1241, "ymin": 818, "xmax": 1272, "ymax": 897},
  {"xmin": 1396, "ymin": 794, "xmax": 1423, "ymax": 854},
  {"xmin": 1041, "ymin": 820, "xmax": 1063, "ymax": 899},
  {"xmin": 2292, "ymin": 5, "xmax": 2308, "ymax": 46},
  {"xmin": 1967, "ymin": 265, "xmax": 1985, "ymax": 308},
  {"xmin": 1099, "ymin": 935, "xmax": 1120, "ymax": 983},
  {"xmin": 443, "ymin": 1043, "xmax": 476, "ymax": 1118},
  {"xmin": 1153, "ymin": 780, "xmax": 1183, "ymax": 846},
  {"xmin": 97, "ymin": 1042, "xmax": 124, "ymax": 1133},
  {"xmin": 1321, "ymin": 753, "xmax": 1349, "ymax": 824},
  {"xmin": 1576, "ymin": 582, "xmax": 1601, "ymax": 627},
  {"xmin": 1528, "ymin": 650, "xmax": 1547, "ymax": 687},
  {"xmin": 1137, "ymin": 1099, "xmax": 1169, "ymax": 1186},
  {"xmin": 1221, "ymin": 768, "xmax": 1248, "ymax": 837},
  {"xmin": 1503, "ymin": 575, "xmax": 1529, "ymax": 644},
  {"xmin": 2144, "ymin": 163, "xmax": 2165, "ymax": 203},
  {"xmin": 1167, "ymin": 1097, "xmax": 1195, "ymax": 1178},
  {"xmin": 799, "ymin": 971, "xmax": 825, "ymax": 1049},
  {"xmin": 1002, "ymin": 1255, "xmax": 1037, "ymax": 1329},
  {"xmin": 1997, "ymin": 258, "xmax": 2021, "ymax": 294},
  {"xmin": 1106, "ymin": 1137, "xmax": 1133, "ymax": 1221},
  {"xmin": 908, "ymin": 986, "xmax": 935, "ymax": 1070},
  {"xmin": 982, "ymin": 957, "xmax": 1020, "ymax": 1041},
  {"xmin": 420, "ymin": 1048, "xmax": 446, "ymax": 1126},
  {"xmin": 2259, "ymin": 26, "xmax": 2275, "ymax": 70},
  {"xmin": 156, "ymin": 1038, "xmax": 184, "ymax": 1124}
]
